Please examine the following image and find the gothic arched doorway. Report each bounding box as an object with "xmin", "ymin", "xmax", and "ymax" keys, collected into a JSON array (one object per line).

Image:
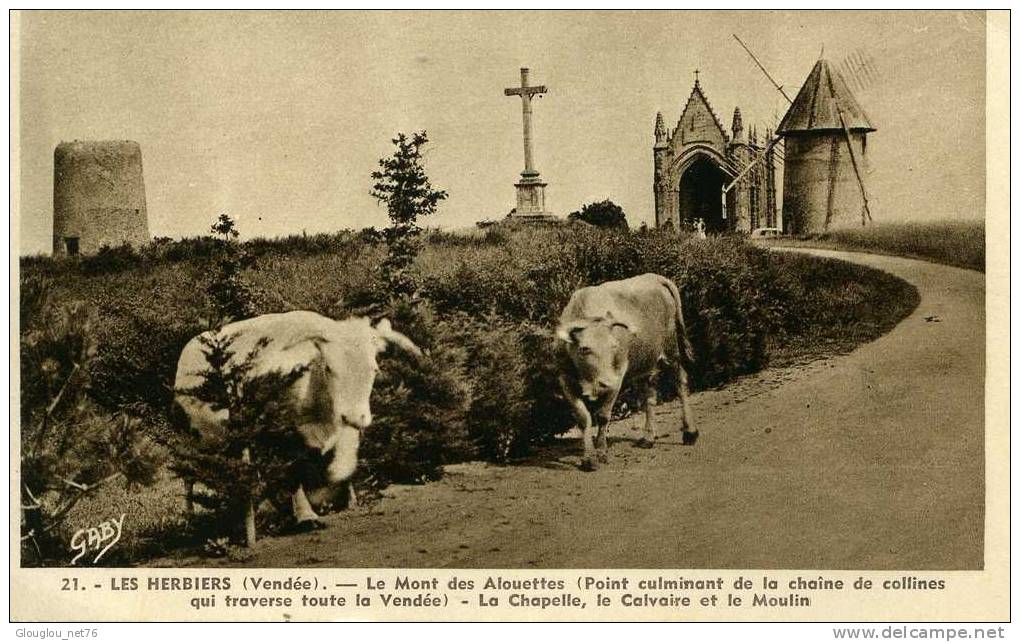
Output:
[{"xmin": 678, "ymin": 157, "xmax": 730, "ymax": 233}]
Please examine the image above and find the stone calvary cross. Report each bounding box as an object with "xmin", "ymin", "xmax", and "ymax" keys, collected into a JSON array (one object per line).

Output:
[
  {"xmin": 504, "ymin": 67, "xmax": 547, "ymax": 175},
  {"xmin": 504, "ymin": 67, "xmax": 554, "ymax": 218}
]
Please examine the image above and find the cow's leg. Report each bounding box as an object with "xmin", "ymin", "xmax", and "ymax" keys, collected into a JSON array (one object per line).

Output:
[
  {"xmin": 595, "ymin": 422, "xmax": 609, "ymax": 463},
  {"xmin": 288, "ymin": 451, "xmax": 327, "ymax": 531},
  {"xmin": 566, "ymin": 394, "xmax": 596, "ymax": 471},
  {"xmin": 326, "ymin": 427, "xmax": 359, "ymax": 484},
  {"xmin": 291, "ymin": 485, "xmax": 325, "ymax": 531},
  {"xmin": 324, "ymin": 427, "xmax": 360, "ymax": 509},
  {"xmin": 676, "ymin": 366, "xmax": 698, "ymax": 446},
  {"xmin": 593, "ymin": 390, "xmax": 619, "ymax": 464},
  {"xmin": 665, "ymin": 339, "xmax": 698, "ymax": 446},
  {"xmin": 637, "ymin": 378, "xmax": 657, "ymax": 448}
]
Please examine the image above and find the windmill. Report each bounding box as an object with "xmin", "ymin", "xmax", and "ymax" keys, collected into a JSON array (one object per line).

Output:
[{"xmin": 726, "ymin": 35, "xmax": 877, "ymax": 234}]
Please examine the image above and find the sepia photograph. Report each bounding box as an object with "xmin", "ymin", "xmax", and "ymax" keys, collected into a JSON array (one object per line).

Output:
[{"xmin": 10, "ymin": 8, "xmax": 1007, "ymax": 624}]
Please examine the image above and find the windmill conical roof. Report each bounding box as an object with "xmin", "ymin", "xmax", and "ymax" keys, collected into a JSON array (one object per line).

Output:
[{"xmin": 777, "ymin": 59, "xmax": 875, "ymax": 134}]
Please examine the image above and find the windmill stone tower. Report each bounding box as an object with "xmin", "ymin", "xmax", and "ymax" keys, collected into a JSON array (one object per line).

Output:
[
  {"xmin": 52, "ymin": 140, "xmax": 150, "ymax": 255},
  {"xmin": 777, "ymin": 59, "xmax": 876, "ymax": 234}
]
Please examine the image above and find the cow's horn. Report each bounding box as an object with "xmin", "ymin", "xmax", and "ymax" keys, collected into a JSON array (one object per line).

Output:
[{"xmin": 373, "ymin": 318, "xmax": 424, "ymax": 358}]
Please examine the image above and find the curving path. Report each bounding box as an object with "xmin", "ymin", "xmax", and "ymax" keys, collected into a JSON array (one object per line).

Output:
[{"xmin": 163, "ymin": 249, "xmax": 985, "ymax": 569}]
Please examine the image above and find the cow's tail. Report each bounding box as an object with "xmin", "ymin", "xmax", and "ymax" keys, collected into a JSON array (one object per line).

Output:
[{"xmin": 663, "ymin": 277, "xmax": 695, "ymax": 389}]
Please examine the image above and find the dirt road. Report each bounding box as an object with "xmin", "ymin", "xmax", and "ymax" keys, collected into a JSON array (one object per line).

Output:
[{"xmin": 166, "ymin": 249, "xmax": 985, "ymax": 569}]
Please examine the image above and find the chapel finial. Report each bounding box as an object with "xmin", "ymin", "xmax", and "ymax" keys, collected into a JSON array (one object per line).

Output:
[
  {"xmin": 731, "ymin": 106, "xmax": 745, "ymax": 143},
  {"xmin": 654, "ymin": 111, "xmax": 668, "ymax": 148}
]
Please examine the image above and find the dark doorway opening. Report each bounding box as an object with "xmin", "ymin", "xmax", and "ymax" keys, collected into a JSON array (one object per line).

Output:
[
  {"xmin": 678, "ymin": 157, "xmax": 730, "ymax": 233},
  {"xmin": 64, "ymin": 237, "xmax": 79, "ymax": 256}
]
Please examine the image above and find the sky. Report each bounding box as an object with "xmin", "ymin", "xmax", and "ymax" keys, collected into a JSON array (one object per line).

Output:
[{"xmin": 16, "ymin": 10, "xmax": 987, "ymax": 254}]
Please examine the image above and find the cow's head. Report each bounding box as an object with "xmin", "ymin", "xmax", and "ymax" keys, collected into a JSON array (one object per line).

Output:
[
  {"xmin": 556, "ymin": 310, "xmax": 633, "ymax": 402},
  {"xmin": 287, "ymin": 317, "xmax": 422, "ymax": 433}
]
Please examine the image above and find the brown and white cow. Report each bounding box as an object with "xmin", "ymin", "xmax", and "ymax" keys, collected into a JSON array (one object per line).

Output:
[
  {"xmin": 555, "ymin": 273, "xmax": 697, "ymax": 471},
  {"xmin": 174, "ymin": 311, "xmax": 421, "ymax": 530}
]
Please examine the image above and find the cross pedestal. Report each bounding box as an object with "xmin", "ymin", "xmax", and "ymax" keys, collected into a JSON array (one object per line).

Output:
[
  {"xmin": 514, "ymin": 173, "xmax": 549, "ymax": 217},
  {"xmin": 505, "ymin": 67, "xmax": 556, "ymax": 220}
]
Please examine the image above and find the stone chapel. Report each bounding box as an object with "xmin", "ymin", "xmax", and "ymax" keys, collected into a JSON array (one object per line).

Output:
[{"xmin": 653, "ymin": 74, "xmax": 777, "ymax": 233}]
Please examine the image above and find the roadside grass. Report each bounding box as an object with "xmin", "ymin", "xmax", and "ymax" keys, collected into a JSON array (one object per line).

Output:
[
  {"xmin": 20, "ymin": 224, "xmax": 920, "ymax": 564},
  {"xmin": 764, "ymin": 220, "xmax": 985, "ymax": 272},
  {"xmin": 763, "ymin": 253, "xmax": 920, "ymax": 367}
]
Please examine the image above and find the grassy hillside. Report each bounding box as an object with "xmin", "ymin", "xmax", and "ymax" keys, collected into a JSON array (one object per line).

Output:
[
  {"xmin": 19, "ymin": 224, "xmax": 920, "ymax": 564},
  {"xmin": 769, "ymin": 220, "xmax": 985, "ymax": 272}
]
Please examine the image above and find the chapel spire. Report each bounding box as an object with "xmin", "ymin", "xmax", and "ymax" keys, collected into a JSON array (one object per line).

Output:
[
  {"xmin": 654, "ymin": 111, "xmax": 667, "ymax": 148},
  {"xmin": 732, "ymin": 107, "xmax": 745, "ymax": 143}
]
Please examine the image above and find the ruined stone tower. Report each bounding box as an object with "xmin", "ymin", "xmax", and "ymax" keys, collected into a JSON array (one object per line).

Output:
[
  {"xmin": 777, "ymin": 60, "xmax": 875, "ymax": 234},
  {"xmin": 52, "ymin": 140, "xmax": 150, "ymax": 255}
]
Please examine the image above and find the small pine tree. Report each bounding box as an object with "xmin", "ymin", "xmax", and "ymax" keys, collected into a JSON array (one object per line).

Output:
[
  {"xmin": 20, "ymin": 301, "xmax": 158, "ymax": 564},
  {"xmin": 370, "ymin": 131, "xmax": 448, "ymax": 297},
  {"xmin": 206, "ymin": 213, "xmax": 261, "ymax": 323},
  {"xmin": 171, "ymin": 332, "xmax": 309, "ymax": 547},
  {"xmin": 172, "ymin": 214, "xmax": 308, "ymax": 548}
]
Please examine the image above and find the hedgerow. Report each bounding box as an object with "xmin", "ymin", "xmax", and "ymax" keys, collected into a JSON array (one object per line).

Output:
[{"xmin": 19, "ymin": 223, "xmax": 918, "ymax": 553}]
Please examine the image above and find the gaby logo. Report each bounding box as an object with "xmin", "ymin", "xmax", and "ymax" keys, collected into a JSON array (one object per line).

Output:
[{"xmin": 69, "ymin": 513, "xmax": 125, "ymax": 565}]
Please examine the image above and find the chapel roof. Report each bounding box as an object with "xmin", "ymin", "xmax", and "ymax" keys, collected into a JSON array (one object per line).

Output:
[{"xmin": 677, "ymin": 78, "xmax": 729, "ymax": 141}]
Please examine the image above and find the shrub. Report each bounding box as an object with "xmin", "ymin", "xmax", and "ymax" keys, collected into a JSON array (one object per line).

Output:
[
  {"xmin": 80, "ymin": 243, "xmax": 144, "ymax": 276},
  {"xmin": 88, "ymin": 305, "xmax": 203, "ymax": 443},
  {"xmin": 170, "ymin": 332, "xmax": 310, "ymax": 544},
  {"xmin": 568, "ymin": 199, "xmax": 629, "ymax": 230},
  {"xmin": 456, "ymin": 317, "xmax": 541, "ymax": 461},
  {"xmin": 420, "ymin": 227, "xmax": 781, "ymax": 389},
  {"xmin": 20, "ymin": 301, "xmax": 159, "ymax": 565},
  {"xmin": 359, "ymin": 301, "xmax": 472, "ymax": 484}
]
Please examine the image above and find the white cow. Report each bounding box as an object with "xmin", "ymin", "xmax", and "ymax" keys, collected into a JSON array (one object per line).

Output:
[
  {"xmin": 555, "ymin": 273, "xmax": 697, "ymax": 471},
  {"xmin": 174, "ymin": 311, "xmax": 421, "ymax": 530}
]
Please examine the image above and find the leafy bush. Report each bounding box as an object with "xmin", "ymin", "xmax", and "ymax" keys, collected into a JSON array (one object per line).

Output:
[
  {"xmin": 475, "ymin": 322, "xmax": 575, "ymax": 458},
  {"xmin": 81, "ymin": 243, "xmax": 145, "ymax": 275},
  {"xmin": 361, "ymin": 306, "xmax": 570, "ymax": 471},
  {"xmin": 568, "ymin": 199, "xmax": 629, "ymax": 229},
  {"xmin": 88, "ymin": 296, "xmax": 203, "ymax": 414},
  {"xmin": 421, "ymin": 227, "xmax": 779, "ymax": 389}
]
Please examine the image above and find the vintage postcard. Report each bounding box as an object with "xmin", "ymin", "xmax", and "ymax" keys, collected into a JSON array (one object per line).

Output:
[{"xmin": 9, "ymin": 9, "xmax": 1009, "ymax": 625}]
